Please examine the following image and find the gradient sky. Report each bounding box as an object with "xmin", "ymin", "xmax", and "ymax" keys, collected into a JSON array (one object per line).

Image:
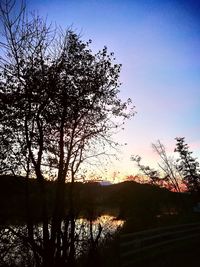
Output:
[{"xmin": 26, "ymin": 0, "xmax": 200, "ymax": 180}]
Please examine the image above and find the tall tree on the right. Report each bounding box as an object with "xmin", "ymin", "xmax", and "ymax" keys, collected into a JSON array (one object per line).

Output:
[{"xmin": 175, "ymin": 137, "xmax": 200, "ymax": 195}]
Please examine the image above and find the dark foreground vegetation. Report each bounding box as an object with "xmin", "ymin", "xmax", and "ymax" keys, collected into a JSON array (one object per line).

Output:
[{"xmin": 1, "ymin": 175, "xmax": 200, "ymax": 267}]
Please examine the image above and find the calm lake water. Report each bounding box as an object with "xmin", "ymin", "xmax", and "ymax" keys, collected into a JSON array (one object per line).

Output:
[
  {"xmin": 77, "ymin": 214, "xmax": 124, "ymax": 238},
  {"xmin": 0, "ymin": 215, "xmax": 124, "ymax": 265}
]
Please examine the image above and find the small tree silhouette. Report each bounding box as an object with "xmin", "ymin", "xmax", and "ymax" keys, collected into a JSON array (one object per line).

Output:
[{"xmin": 175, "ymin": 137, "xmax": 200, "ymax": 195}]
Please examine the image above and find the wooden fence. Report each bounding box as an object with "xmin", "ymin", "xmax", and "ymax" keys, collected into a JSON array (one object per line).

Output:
[{"xmin": 120, "ymin": 222, "xmax": 200, "ymax": 267}]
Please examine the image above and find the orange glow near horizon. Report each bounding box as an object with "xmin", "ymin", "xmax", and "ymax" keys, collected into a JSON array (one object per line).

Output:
[{"xmin": 92, "ymin": 171, "xmax": 188, "ymax": 193}]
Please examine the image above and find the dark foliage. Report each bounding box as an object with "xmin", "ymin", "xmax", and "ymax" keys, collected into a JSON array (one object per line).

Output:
[{"xmin": 175, "ymin": 137, "xmax": 200, "ymax": 195}]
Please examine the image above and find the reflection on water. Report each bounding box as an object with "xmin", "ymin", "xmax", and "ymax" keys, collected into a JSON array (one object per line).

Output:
[
  {"xmin": 77, "ymin": 215, "xmax": 124, "ymax": 239},
  {"xmin": 75, "ymin": 215, "xmax": 124, "ymax": 257},
  {"xmin": 78, "ymin": 215, "xmax": 124, "ymax": 231},
  {"xmin": 0, "ymin": 215, "xmax": 124, "ymax": 265}
]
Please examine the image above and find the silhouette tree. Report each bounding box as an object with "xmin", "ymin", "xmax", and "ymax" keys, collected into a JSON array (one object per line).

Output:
[
  {"xmin": 175, "ymin": 137, "xmax": 200, "ymax": 195},
  {"xmin": 131, "ymin": 155, "xmax": 161, "ymax": 185},
  {"xmin": 152, "ymin": 140, "xmax": 181, "ymax": 192},
  {"xmin": 131, "ymin": 150, "xmax": 180, "ymax": 191},
  {"xmin": 0, "ymin": 1, "xmax": 134, "ymax": 266}
]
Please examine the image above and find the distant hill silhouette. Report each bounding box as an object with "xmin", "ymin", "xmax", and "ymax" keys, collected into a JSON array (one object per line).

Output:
[{"xmin": 0, "ymin": 175, "xmax": 193, "ymax": 226}]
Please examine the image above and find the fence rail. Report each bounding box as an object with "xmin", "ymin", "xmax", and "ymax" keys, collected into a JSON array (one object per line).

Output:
[{"xmin": 120, "ymin": 222, "xmax": 200, "ymax": 267}]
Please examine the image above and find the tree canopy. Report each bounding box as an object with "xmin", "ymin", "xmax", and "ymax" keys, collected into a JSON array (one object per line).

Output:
[
  {"xmin": 0, "ymin": 1, "xmax": 134, "ymax": 179},
  {"xmin": 0, "ymin": 1, "xmax": 134, "ymax": 266}
]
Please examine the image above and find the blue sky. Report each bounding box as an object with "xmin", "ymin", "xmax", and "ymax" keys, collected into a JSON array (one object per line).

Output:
[{"xmin": 26, "ymin": 0, "xmax": 200, "ymax": 179}]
